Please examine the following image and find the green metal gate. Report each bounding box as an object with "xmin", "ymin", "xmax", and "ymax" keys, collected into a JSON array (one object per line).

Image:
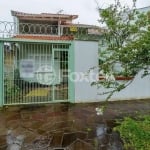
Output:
[{"xmin": 2, "ymin": 41, "xmax": 72, "ymax": 105}]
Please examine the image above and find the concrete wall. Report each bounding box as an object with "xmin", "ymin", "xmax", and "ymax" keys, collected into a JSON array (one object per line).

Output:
[
  {"xmin": 74, "ymin": 40, "xmax": 99, "ymax": 102},
  {"xmin": 74, "ymin": 41, "xmax": 150, "ymax": 103},
  {"xmin": 97, "ymin": 70, "xmax": 150, "ymax": 101}
]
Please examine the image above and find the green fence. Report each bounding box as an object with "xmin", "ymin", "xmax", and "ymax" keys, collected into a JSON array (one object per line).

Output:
[{"xmin": 0, "ymin": 40, "xmax": 74, "ymax": 106}]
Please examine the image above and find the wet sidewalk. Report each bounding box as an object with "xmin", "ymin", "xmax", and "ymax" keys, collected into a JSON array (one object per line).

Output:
[{"xmin": 0, "ymin": 99, "xmax": 150, "ymax": 149}]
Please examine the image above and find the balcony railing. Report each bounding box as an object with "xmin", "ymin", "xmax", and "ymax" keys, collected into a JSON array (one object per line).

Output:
[{"xmin": 0, "ymin": 21, "xmax": 101, "ymax": 40}]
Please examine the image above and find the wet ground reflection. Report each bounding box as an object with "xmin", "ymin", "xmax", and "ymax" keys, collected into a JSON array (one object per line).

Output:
[{"xmin": 0, "ymin": 100, "xmax": 150, "ymax": 150}]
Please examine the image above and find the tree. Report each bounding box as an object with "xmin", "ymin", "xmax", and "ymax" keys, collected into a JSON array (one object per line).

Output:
[{"xmin": 95, "ymin": 0, "xmax": 150, "ymax": 100}]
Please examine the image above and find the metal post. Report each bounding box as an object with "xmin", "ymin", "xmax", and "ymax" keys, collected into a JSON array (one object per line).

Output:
[
  {"xmin": 68, "ymin": 42, "xmax": 75, "ymax": 103},
  {"xmin": 52, "ymin": 47, "xmax": 55, "ymax": 101},
  {"xmin": 0, "ymin": 42, "xmax": 4, "ymax": 107}
]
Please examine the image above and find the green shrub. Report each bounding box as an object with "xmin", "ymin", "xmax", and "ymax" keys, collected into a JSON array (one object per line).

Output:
[
  {"xmin": 114, "ymin": 115, "xmax": 150, "ymax": 150},
  {"xmin": 4, "ymin": 78, "xmax": 20, "ymax": 98}
]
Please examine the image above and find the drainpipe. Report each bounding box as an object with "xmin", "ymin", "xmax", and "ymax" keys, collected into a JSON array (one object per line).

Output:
[{"xmin": 0, "ymin": 42, "xmax": 3, "ymax": 107}]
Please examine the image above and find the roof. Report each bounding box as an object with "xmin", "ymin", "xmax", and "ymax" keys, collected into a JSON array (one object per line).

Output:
[
  {"xmin": 11, "ymin": 10, "xmax": 78, "ymax": 21},
  {"xmin": 137, "ymin": 6, "xmax": 150, "ymax": 10},
  {"xmin": 137, "ymin": 6, "xmax": 150, "ymax": 14},
  {"xmin": 13, "ymin": 35, "xmax": 74, "ymax": 41}
]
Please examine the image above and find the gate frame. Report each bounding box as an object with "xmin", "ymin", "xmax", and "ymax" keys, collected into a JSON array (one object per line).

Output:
[
  {"xmin": 0, "ymin": 41, "xmax": 4, "ymax": 107},
  {"xmin": 0, "ymin": 38, "xmax": 75, "ymax": 106}
]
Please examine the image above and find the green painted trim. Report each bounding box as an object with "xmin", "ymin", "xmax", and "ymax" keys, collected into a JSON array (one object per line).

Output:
[
  {"xmin": 0, "ymin": 42, "xmax": 3, "ymax": 107},
  {"xmin": 52, "ymin": 46, "xmax": 70, "ymax": 102},
  {"xmin": 3, "ymin": 100, "xmax": 69, "ymax": 106},
  {"xmin": 52, "ymin": 47, "xmax": 55, "ymax": 102},
  {"xmin": 68, "ymin": 41, "xmax": 75, "ymax": 103},
  {"xmin": 0, "ymin": 38, "xmax": 73, "ymax": 44},
  {"xmin": 52, "ymin": 49, "xmax": 69, "ymax": 51}
]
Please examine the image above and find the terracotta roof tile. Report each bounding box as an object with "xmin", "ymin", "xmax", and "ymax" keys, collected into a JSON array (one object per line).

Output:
[{"xmin": 13, "ymin": 35, "xmax": 74, "ymax": 41}]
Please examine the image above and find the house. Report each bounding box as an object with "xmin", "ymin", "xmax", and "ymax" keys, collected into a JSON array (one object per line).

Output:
[
  {"xmin": 0, "ymin": 10, "xmax": 101, "ymax": 106},
  {"xmin": 0, "ymin": 7, "xmax": 150, "ymax": 107}
]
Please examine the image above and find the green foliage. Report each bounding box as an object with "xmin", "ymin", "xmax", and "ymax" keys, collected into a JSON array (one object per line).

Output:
[
  {"xmin": 4, "ymin": 78, "xmax": 20, "ymax": 98},
  {"xmin": 99, "ymin": 0, "xmax": 149, "ymax": 76},
  {"xmin": 97, "ymin": 0, "xmax": 150, "ymax": 99},
  {"xmin": 114, "ymin": 116, "xmax": 150, "ymax": 150}
]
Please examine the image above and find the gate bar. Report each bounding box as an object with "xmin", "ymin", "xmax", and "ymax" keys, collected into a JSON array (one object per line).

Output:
[{"xmin": 0, "ymin": 42, "xmax": 4, "ymax": 107}]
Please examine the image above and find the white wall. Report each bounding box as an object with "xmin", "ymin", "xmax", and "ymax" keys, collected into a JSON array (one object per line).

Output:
[
  {"xmin": 73, "ymin": 6, "xmax": 150, "ymax": 103},
  {"xmin": 74, "ymin": 41, "xmax": 150, "ymax": 103},
  {"xmin": 74, "ymin": 40, "xmax": 99, "ymax": 102},
  {"xmin": 97, "ymin": 70, "xmax": 150, "ymax": 101}
]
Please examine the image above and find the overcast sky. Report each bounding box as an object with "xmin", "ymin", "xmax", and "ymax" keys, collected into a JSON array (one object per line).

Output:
[{"xmin": 0, "ymin": 0, "xmax": 150, "ymax": 25}]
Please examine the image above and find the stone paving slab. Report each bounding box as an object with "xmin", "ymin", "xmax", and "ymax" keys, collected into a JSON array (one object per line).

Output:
[{"xmin": 0, "ymin": 99, "xmax": 149, "ymax": 149}]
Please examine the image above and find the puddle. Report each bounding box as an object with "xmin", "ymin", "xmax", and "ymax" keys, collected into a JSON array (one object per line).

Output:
[
  {"xmin": 0, "ymin": 100, "xmax": 149, "ymax": 149},
  {"xmin": 4, "ymin": 122, "xmax": 123, "ymax": 150},
  {"xmin": 0, "ymin": 103, "xmax": 130, "ymax": 150}
]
